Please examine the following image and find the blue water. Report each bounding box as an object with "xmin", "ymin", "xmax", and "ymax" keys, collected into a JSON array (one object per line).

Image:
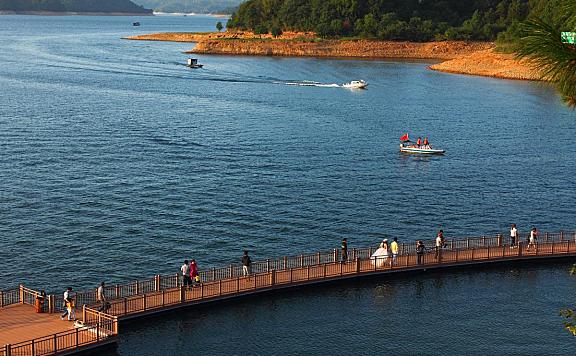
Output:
[{"xmin": 0, "ymin": 15, "xmax": 575, "ymax": 355}]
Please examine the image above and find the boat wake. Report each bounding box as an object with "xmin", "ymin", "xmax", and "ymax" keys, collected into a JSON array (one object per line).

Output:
[{"xmin": 282, "ymin": 81, "xmax": 341, "ymax": 88}]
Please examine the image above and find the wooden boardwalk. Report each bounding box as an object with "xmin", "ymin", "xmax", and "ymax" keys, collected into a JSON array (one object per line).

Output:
[{"xmin": 1, "ymin": 231, "xmax": 575, "ymax": 355}]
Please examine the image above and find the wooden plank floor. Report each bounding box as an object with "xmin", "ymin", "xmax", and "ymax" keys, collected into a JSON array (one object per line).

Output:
[{"xmin": 0, "ymin": 304, "xmax": 79, "ymax": 346}]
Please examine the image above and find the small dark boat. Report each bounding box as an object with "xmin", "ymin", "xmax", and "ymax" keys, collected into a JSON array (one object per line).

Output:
[
  {"xmin": 133, "ymin": 22, "xmax": 141, "ymax": 27},
  {"xmin": 187, "ymin": 58, "xmax": 203, "ymax": 68}
]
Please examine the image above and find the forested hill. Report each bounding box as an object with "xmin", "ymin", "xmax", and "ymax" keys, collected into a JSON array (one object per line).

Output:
[
  {"xmin": 0, "ymin": 0, "xmax": 152, "ymax": 14},
  {"xmin": 227, "ymin": 0, "xmax": 571, "ymax": 41}
]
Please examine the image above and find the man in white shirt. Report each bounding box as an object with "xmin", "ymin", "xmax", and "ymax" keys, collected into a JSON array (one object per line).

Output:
[
  {"xmin": 181, "ymin": 260, "xmax": 192, "ymax": 287},
  {"xmin": 435, "ymin": 230, "xmax": 444, "ymax": 262},
  {"xmin": 60, "ymin": 287, "xmax": 75, "ymax": 321},
  {"xmin": 510, "ymin": 224, "xmax": 518, "ymax": 248},
  {"xmin": 97, "ymin": 282, "xmax": 108, "ymax": 312}
]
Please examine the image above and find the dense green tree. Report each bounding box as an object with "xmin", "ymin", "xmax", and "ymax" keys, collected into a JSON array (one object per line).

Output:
[{"xmin": 216, "ymin": 21, "xmax": 224, "ymax": 32}]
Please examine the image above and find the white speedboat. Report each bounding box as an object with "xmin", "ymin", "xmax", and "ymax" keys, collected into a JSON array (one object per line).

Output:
[
  {"xmin": 342, "ymin": 80, "xmax": 368, "ymax": 89},
  {"xmin": 399, "ymin": 143, "xmax": 445, "ymax": 155}
]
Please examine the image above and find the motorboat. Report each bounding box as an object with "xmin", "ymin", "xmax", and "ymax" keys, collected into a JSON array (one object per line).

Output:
[
  {"xmin": 399, "ymin": 133, "xmax": 445, "ymax": 154},
  {"xmin": 133, "ymin": 22, "xmax": 141, "ymax": 26},
  {"xmin": 186, "ymin": 58, "xmax": 203, "ymax": 68},
  {"xmin": 399, "ymin": 143, "xmax": 445, "ymax": 155},
  {"xmin": 342, "ymin": 80, "xmax": 368, "ymax": 89}
]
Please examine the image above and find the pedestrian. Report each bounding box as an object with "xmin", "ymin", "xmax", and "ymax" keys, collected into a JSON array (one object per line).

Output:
[
  {"xmin": 527, "ymin": 227, "xmax": 538, "ymax": 251},
  {"xmin": 391, "ymin": 237, "xmax": 399, "ymax": 266},
  {"xmin": 341, "ymin": 238, "xmax": 348, "ymax": 263},
  {"xmin": 242, "ymin": 250, "xmax": 252, "ymax": 276},
  {"xmin": 60, "ymin": 287, "xmax": 76, "ymax": 321},
  {"xmin": 416, "ymin": 240, "xmax": 425, "ymax": 265},
  {"xmin": 97, "ymin": 282, "xmax": 109, "ymax": 312},
  {"xmin": 510, "ymin": 223, "xmax": 518, "ymax": 248},
  {"xmin": 189, "ymin": 259, "xmax": 200, "ymax": 284},
  {"xmin": 181, "ymin": 260, "xmax": 192, "ymax": 287},
  {"xmin": 435, "ymin": 230, "xmax": 444, "ymax": 262}
]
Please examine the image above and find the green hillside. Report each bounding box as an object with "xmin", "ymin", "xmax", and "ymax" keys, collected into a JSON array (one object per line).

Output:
[
  {"xmin": 0, "ymin": 0, "xmax": 152, "ymax": 13},
  {"xmin": 227, "ymin": 0, "xmax": 573, "ymax": 42}
]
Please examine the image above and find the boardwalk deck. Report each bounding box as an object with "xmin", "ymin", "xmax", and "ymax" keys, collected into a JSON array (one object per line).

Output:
[{"xmin": 1, "ymin": 231, "xmax": 575, "ymax": 355}]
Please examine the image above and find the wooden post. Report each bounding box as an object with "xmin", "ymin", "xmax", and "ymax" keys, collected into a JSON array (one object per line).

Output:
[
  {"xmin": 180, "ymin": 286, "xmax": 185, "ymax": 303},
  {"xmin": 560, "ymin": 231, "xmax": 564, "ymax": 242},
  {"xmin": 450, "ymin": 239, "xmax": 454, "ymax": 250},
  {"xmin": 53, "ymin": 334, "xmax": 57, "ymax": 353},
  {"xmin": 270, "ymin": 270, "xmax": 276, "ymax": 286},
  {"xmin": 545, "ymin": 232, "xmax": 549, "ymax": 242},
  {"xmin": 82, "ymin": 305, "xmax": 86, "ymax": 322},
  {"xmin": 317, "ymin": 252, "xmax": 321, "ymax": 264},
  {"xmin": 236, "ymin": 276, "xmax": 240, "ymax": 292},
  {"xmin": 456, "ymin": 248, "xmax": 459, "ymax": 262},
  {"xmin": 0, "ymin": 291, "xmax": 3, "ymax": 308},
  {"xmin": 31, "ymin": 339, "xmax": 35, "ymax": 355},
  {"xmin": 300, "ymin": 254, "xmax": 304, "ymax": 267},
  {"xmin": 323, "ymin": 263, "xmax": 327, "ymax": 278},
  {"xmin": 162, "ymin": 290, "xmax": 165, "ymax": 307},
  {"xmin": 123, "ymin": 298, "xmax": 128, "ymax": 316},
  {"xmin": 135, "ymin": 281, "xmax": 139, "ymax": 295},
  {"xmin": 290, "ymin": 268, "xmax": 293, "ymax": 283},
  {"xmin": 340, "ymin": 260, "xmax": 343, "ymax": 275},
  {"xmin": 219, "ymin": 280, "xmax": 222, "ymax": 295},
  {"xmin": 115, "ymin": 284, "xmax": 120, "ymax": 299},
  {"xmin": 405, "ymin": 253, "xmax": 409, "ymax": 267},
  {"xmin": 143, "ymin": 294, "xmax": 147, "ymax": 311},
  {"xmin": 19, "ymin": 284, "xmax": 23, "ymax": 304},
  {"xmin": 488, "ymin": 245, "xmax": 491, "ymax": 259},
  {"xmin": 75, "ymin": 327, "xmax": 79, "ymax": 348},
  {"xmin": 466, "ymin": 238, "xmax": 470, "ymax": 249},
  {"xmin": 307, "ymin": 265, "xmax": 310, "ymax": 280},
  {"xmin": 201, "ymin": 283, "xmax": 204, "ymax": 299},
  {"xmin": 482, "ymin": 236, "xmax": 486, "ymax": 246},
  {"xmin": 176, "ymin": 273, "xmax": 180, "ymax": 288},
  {"xmin": 283, "ymin": 256, "xmax": 288, "ymax": 269},
  {"xmin": 5, "ymin": 344, "xmax": 11, "ymax": 356},
  {"xmin": 333, "ymin": 248, "xmax": 338, "ymax": 262},
  {"xmin": 471, "ymin": 248, "xmax": 475, "ymax": 260},
  {"xmin": 497, "ymin": 235, "xmax": 502, "ymax": 247},
  {"xmin": 518, "ymin": 241, "xmax": 523, "ymax": 257},
  {"xmin": 355, "ymin": 258, "xmax": 360, "ymax": 273},
  {"xmin": 266, "ymin": 259, "xmax": 270, "ymax": 272},
  {"xmin": 96, "ymin": 322, "xmax": 100, "ymax": 343},
  {"xmin": 155, "ymin": 275, "xmax": 161, "ymax": 292},
  {"xmin": 229, "ymin": 265, "xmax": 234, "ymax": 278},
  {"xmin": 211, "ymin": 268, "xmax": 215, "ymax": 282}
]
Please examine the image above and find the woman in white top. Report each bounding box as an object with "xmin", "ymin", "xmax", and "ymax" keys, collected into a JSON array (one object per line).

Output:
[
  {"xmin": 527, "ymin": 227, "xmax": 538, "ymax": 251},
  {"xmin": 510, "ymin": 224, "xmax": 518, "ymax": 248},
  {"xmin": 371, "ymin": 239, "xmax": 389, "ymax": 267}
]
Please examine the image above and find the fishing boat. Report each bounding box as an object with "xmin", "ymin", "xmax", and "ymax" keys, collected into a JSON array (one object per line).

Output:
[
  {"xmin": 133, "ymin": 22, "xmax": 141, "ymax": 26},
  {"xmin": 342, "ymin": 80, "xmax": 368, "ymax": 89},
  {"xmin": 399, "ymin": 133, "xmax": 445, "ymax": 155},
  {"xmin": 186, "ymin": 58, "xmax": 203, "ymax": 68}
]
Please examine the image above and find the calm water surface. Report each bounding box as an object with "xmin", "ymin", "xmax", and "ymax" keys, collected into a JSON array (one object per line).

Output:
[{"xmin": 0, "ymin": 15, "xmax": 574, "ymax": 355}]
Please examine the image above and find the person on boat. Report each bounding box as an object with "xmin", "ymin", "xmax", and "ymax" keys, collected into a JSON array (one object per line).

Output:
[
  {"xmin": 416, "ymin": 137, "xmax": 422, "ymax": 148},
  {"xmin": 423, "ymin": 137, "xmax": 429, "ymax": 149}
]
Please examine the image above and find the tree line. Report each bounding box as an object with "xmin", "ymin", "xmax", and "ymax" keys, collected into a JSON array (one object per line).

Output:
[{"xmin": 227, "ymin": 0, "xmax": 570, "ymax": 42}]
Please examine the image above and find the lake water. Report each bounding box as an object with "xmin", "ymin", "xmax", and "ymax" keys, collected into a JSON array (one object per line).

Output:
[{"xmin": 0, "ymin": 15, "xmax": 574, "ymax": 355}]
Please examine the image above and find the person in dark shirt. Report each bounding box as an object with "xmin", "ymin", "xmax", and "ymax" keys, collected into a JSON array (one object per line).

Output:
[
  {"xmin": 341, "ymin": 238, "xmax": 348, "ymax": 263},
  {"xmin": 242, "ymin": 250, "xmax": 252, "ymax": 276},
  {"xmin": 416, "ymin": 241, "xmax": 425, "ymax": 265}
]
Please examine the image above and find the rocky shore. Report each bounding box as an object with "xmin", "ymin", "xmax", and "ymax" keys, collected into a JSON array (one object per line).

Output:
[{"xmin": 125, "ymin": 31, "xmax": 540, "ymax": 81}]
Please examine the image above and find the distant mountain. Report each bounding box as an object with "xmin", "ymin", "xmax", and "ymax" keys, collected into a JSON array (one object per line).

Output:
[
  {"xmin": 132, "ymin": 0, "xmax": 243, "ymax": 14},
  {"xmin": 0, "ymin": 0, "xmax": 152, "ymax": 14}
]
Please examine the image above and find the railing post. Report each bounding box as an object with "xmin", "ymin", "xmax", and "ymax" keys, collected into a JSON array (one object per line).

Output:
[
  {"xmin": 497, "ymin": 234, "xmax": 502, "ymax": 247},
  {"xmin": 270, "ymin": 269, "xmax": 276, "ymax": 286},
  {"xmin": 143, "ymin": 294, "xmax": 147, "ymax": 311},
  {"xmin": 53, "ymin": 334, "xmax": 57, "ymax": 353},
  {"xmin": 266, "ymin": 259, "xmax": 270, "ymax": 272},
  {"xmin": 115, "ymin": 284, "xmax": 120, "ymax": 298},
  {"xmin": 355, "ymin": 258, "xmax": 360, "ymax": 273},
  {"xmin": 545, "ymin": 232, "xmax": 549, "ymax": 242},
  {"xmin": 123, "ymin": 298, "xmax": 128, "ymax": 316},
  {"xmin": 466, "ymin": 238, "xmax": 470, "ymax": 249},
  {"xmin": 211, "ymin": 268, "xmax": 215, "ymax": 282},
  {"xmin": 201, "ymin": 283, "xmax": 204, "ymax": 298},
  {"xmin": 401, "ymin": 243, "xmax": 405, "ymax": 256},
  {"xmin": 482, "ymin": 236, "xmax": 486, "ymax": 247},
  {"xmin": 19, "ymin": 284, "xmax": 23, "ymax": 304},
  {"xmin": 75, "ymin": 326, "xmax": 79, "ymax": 348},
  {"xmin": 317, "ymin": 252, "xmax": 321, "ymax": 264},
  {"xmin": 333, "ymin": 248, "xmax": 338, "ymax": 262},
  {"xmin": 456, "ymin": 248, "xmax": 459, "ymax": 262},
  {"xmin": 560, "ymin": 231, "xmax": 564, "ymax": 242},
  {"xmin": 300, "ymin": 254, "xmax": 304, "ymax": 267},
  {"xmin": 229, "ymin": 264, "xmax": 234, "ymax": 278},
  {"xmin": 0, "ymin": 291, "xmax": 3, "ymax": 308},
  {"xmin": 450, "ymin": 239, "xmax": 454, "ymax": 250},
  {"xmin": 488, "ymin": 245, "xmax": 490, "ymax": 259},
  {"xmin": 180, "ymin": 286, "xmax": 185, "ymax": 303},
  {"xmin": 518, "ymin": 241, "xmax": 523, "ymax": 257},
  {"xmin": 219, "ymin": 280, "xmax": 222, "ymax": 295},
  {"xmin": 162, "ymin": 290, "xmax": 165, "ymax": 307},
  {"xmin": 155, "ymin": 275, "xmax": 161, "ymax": 292},
  {"xmin": 307, "ymin": 265, "xmax": 310, "ymax": 280},
  {"xmin": 283, "ymin": 256, "xmax": 288, "ymax": 269},
  {"xmin": 323, "ymin": 263, "xmax": 326, "ymax": 278},
  {"xmin": 236, "ymin": 276, "xmax": 240, "ymax": 292},
  {"xmin": 5, "ymin": 344, "xmax": 11, "ymax": 356},
  {"xmin": 97, "ymin": 322, "xmax": 100, "ymax": 343},
  {"xmin": 31, "ymin": 339, "xmax": 35, "ymax": 356},
  {"xmin": 290, "ymin": 268, "xmax": 293, "ymax": 283},
  {"xmin": 176, "ymin": 273, "xmax": 180, "ymax": 288},
  {"xmin": 82, "ymin": 305, "xmax": 86, "ymax": 322},
  {"xmin": 135, "ymin": 281, "xmax": 139, "ymax": 295},
  {"xmin": 405, "ymin": 253, "xmax": 409, "ymax": 267},
  {"xmin": 471, "ymin": 248, "xmax": 475, "ymax": 260}
]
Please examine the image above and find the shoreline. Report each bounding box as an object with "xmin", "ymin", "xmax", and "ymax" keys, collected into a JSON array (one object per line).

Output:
[{"xmin": 125, "ymin": 32, "xmax": 539, "ymax": 81}]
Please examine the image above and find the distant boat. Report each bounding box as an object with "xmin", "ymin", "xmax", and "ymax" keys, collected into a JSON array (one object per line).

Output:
[
  {"xmin": 187, "ymin": 58, "xmax": 203, "ymax": 68},
  {"xmin": 342, "ymin": 80, "xmax": 368, "ymax": 89},
  {"xmin": 133, "ymin": 22, "xmax": 141, "ymax": 26},
  {"xmin": 399, "ymin": 133, "xmax": 445, "ymax": 155}
]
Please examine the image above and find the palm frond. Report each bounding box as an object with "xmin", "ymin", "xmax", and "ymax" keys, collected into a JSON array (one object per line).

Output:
[{"xmin": 516, "ymin": 18, "xmax": 576, "ymax": 107}]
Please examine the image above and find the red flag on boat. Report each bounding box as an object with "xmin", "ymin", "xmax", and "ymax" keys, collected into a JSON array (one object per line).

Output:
[{"xmin": 400, "ymin": 133, "xmax": 409, "ymax": 141}]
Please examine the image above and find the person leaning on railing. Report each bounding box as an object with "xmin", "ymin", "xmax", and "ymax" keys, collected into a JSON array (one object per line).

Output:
[{"xmin": 416, "ymin": 241, "xmax": 425, "ymax": 265}]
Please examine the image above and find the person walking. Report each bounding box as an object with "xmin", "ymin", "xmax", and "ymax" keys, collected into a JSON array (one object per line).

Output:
[
  {"xmin": 527, "ymin": 227, "xmax": 538, "ymax": 252},
  {"xmin": 189, "ymin": 259, "xmax": 200, "ymax": 284},
  {"xmin": 416, "ymin": 241, "xmax": 425, "ymax": 265},
  {"xmin": 435, "ymin": 230, "xmax": 444, "ymax": 262},
  {"xmin": 97, "ymin": 282, "xmax": 108, "ymax": 312},
  {"xmin": 60, "ymin": 287, "xmax": 76, "ymax": 321},
  {"xmin": 391, "ymin": 237, "xmax": 399, "ymax": 266},
  {"xmin": 242, "ymin": 250, "xmax": 252, "ymax": 276},
  {"xmin": 341, "ymin": 238, "xmax": 348, "ymax": 263},
  {"xmin": 181, "ymin": 260, "xmax": 192, "ymax": 287},
  {"xmin": 510, "ymin": 223, "xmax": 518, "ymax": 248}
]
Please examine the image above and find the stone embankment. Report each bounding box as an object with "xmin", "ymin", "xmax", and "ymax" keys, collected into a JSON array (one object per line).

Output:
[{"xmin": 126, "ymin": 31, "xmax": 540, "ymax": 81}]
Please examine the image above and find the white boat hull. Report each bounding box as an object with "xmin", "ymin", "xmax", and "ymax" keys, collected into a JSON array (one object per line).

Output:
[{"xmin": 400, "ymin": 145, "xmax": 445, "ymax": 155}]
